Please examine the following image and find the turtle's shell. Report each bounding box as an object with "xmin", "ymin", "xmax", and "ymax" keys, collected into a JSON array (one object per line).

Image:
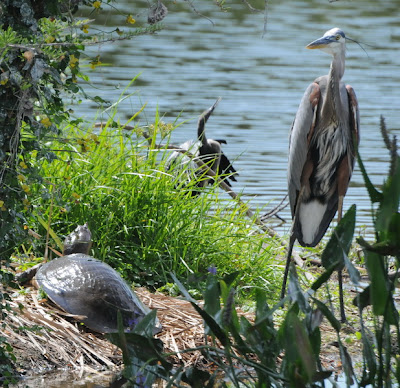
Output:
[{"xmin": 36, "ymin": 253, "xmax": 150, "ymax": 333}]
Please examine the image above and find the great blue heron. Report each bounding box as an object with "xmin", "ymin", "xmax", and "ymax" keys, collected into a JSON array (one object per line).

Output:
[
  {"xmin": 167, "ymin": 98, "xmax": 237, "ymax": 195},
  {"xmin": 280, "ymin": 28, "xmax": 360, "ymax": 322}
]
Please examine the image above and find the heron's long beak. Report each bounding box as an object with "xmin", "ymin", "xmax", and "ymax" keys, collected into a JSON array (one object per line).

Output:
[{"xmin": 306, "ymin": 36, "xmax": 332, "ymax": 50}]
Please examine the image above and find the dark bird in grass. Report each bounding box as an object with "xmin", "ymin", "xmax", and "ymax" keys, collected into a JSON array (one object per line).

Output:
[
  {"xmin": 167, "ymin": 98, "xmax": 237, "ymax": 195},
  {"xmin": 280, "ymin": 28, "xmax": 360, "ymax": 323}
]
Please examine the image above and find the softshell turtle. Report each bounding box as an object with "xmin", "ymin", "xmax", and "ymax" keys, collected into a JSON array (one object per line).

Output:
[{"xmin": 29, "ymin": 224, "xmax": 159, "ymax": 334}]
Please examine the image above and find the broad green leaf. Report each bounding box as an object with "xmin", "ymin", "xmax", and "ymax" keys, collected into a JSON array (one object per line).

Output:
[
  {"xmin": 309, "ymin": 326, "xmax": 321, "ymax": 360},
  {"xmin": 311, "ymin": 298, "xmax": 341, "ymax": 333},
  {"xmin": 287, "ymin": 263, "xmax": 310, "ymax": 313},
  {"xmin": 312, "ymin": 371, "xmax": 333, "ymax": 384},
  {"xmin": 255, "ymin": 288, "xmax": 269, "ymax": 322},
  {"xmin": 321, "ymin": 204, "xmax": 356, "ymax": 270},
  {"xmin": 364, "ymin": 251, "xmax": 386, "ymax": 316},
  {"xmin": 310, "ymin": 308, "xmax": 323, "ymax": 332},
  {"xmin": 396, "ymin": 356, "xmax": 400, "ymax": 385},
  {"xmin": 343, "ymin": 247, "xmax": 361, "ymax": 286},
  {"xmin": 360, "ymin": 328, "xmax": 377, "ymax": 384},
  {"xmin": 353, "ymin": 286, "xmax": 370, "ymax": 311},
  {"xmin": 230, "ymin": 316, "xmax": 250, "ymax": 354},
  {"xmin": 221, "ymin": 287, "xmax": 236, "ymax": 327},
  {"xmin": 171, "ymin": 272, "xmax": 228, "ymax": 340},
  {"xmin": 204, "ymin": 275, "xmax": 221, "ymax": 317},
  {"xmin": 190, "ymin": 302, "xmax": 229, "ymax": 347},
  {"xmin": 132, "ymin": 309, "xmax": 158, "ymax": 337},
  {"xmin": 387, "ymin": 212, "xmax": 400, "ymax": 256},
  {"xmin": 311, "ymin": 262, "xmax": 338, "ymax": 292},
  {"xmin": 219, "ymin": 280, "xmax": 229, "ymax": 304},
  {"xmin": 357, "ymin": 151, "xmax": 383, "ymax": 204},
  {"xmin": 358, "ymin": 231, "xmax": 400, "ymax": 257},
  {"xmin": 222, "ymin": 271, "xmax": 240, "ymax": 288},
  {"xmin": 364, "ymin": 251, "xmax": 397, "ymax": 324},
  {"xmin": 375, "ymin": 156, "xmax": 400, "ymax": 236},
  {"xmin": 170, "ymin": 272, "xmax": 196, "ymax": 303},
  {"xmin": 339, "ymin": 343, "xmax": 355, "ymax": 386},
  {"xmin": 280, "ymin": 308, "xmax": 316, "ymax": 384},
  {"xmin": 182, "ymin": 366, "xmax": 211, "ymax": 388},
  {"xmin": 109, "ymin": 311, "xmax": 165, "ymax": 368}
]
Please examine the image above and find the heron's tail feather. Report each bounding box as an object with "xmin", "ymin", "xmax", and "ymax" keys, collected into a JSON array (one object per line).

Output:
[{"xmin": 295, "ymin": 197, "xmax": 338, "ymax": 247}]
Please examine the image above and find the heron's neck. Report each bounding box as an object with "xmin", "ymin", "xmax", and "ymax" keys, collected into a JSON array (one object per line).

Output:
[
  {"xmin": 323, "ymin": 52, "xmax": 345, "ymax": 123},
  {"xmin": 198, "ymin": 119, "xmax": 207, "ymax": 144},
  {"xmin": 330, "ymin": 51, "xmax": 345, "ymax": 80}
]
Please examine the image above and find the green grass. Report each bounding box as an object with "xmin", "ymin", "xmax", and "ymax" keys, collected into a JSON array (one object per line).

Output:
[{"xmin": 26, "ymin": 114, "xmax": 282, "ymax": 299}]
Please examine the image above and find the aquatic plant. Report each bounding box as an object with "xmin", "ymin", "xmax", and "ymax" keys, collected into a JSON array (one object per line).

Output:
[{"xmin": 111, "ymin": 117, "xmax": 400, "ymax": 387}]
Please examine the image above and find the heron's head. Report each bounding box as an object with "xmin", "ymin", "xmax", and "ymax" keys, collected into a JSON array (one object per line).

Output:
[{"xmin": 306, "ymin": 28, "xmax": 346, "ymax": 56}]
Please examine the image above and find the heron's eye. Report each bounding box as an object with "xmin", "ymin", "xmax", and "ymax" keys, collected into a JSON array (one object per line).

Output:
[{"xmin": 335, "ymin": 35, "xmax": 341, "ymax": 41}]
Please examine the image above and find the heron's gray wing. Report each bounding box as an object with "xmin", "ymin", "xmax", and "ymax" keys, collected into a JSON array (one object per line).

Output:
[
  {"xmin": 288, "ymin": 82, "xmax": 321, "ymax": 216},
  {"xmin": 166, "ymin": 140, "xmax": 202, "ymax": 191},
  {"xmin": 219, "ymin": 152, "xmax": 237, "ymax": 185},
  {"xmin": 346, "ymin": 85, "xmax": 360, "ymax": 159}
]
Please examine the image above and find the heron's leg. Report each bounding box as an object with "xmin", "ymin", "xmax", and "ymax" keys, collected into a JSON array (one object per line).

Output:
[
  {"xmin": 337, "ymin": 194, "xmax": 346, "ymax": 323},
  {"xmin": 281, "ymin": 188, "xmax": 304, "ymax": 300},
  {"xmin": 338, "ymin": 270, "xmax": 346, "ymax": 323}
]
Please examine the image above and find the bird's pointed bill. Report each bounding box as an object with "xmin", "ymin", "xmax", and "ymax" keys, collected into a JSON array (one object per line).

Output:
[{"xmin": 306, "ymin": 36, "xmax": 333, "ymax": 50}]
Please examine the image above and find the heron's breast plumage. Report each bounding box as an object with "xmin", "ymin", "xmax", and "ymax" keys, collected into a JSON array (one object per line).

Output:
[
  {"xmin": 310, "ymin": 121, "xmax": 350, "ymax": 197},
  {"xmin": 308, "ymin": 78, "xmax": 352, "ymax": 198}
]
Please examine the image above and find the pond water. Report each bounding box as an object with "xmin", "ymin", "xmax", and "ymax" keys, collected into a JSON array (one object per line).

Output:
[
  {"xmin": 10, "ymin": 369, "xmax": 117, "ymax": 388},
  {"xmin": 73, "ymin": 1, "xmax": 400, "ymax": 239}
]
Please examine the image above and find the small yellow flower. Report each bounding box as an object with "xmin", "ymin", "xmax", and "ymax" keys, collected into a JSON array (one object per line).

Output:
[
  {"xmin": 0, "ymin": 78, "xmax": 8, "ymax": 85},
  {"xmin": 69, "ymin": 54, "xmax": 79, "ymax": 69},
  {"xmin": 21, "ymin": 184, "xmax": 30, "ymax": 194},
  {"xmin": 89, "ymin": 133, "xmax": 100, "ymax": 144},
  {"xmin": 41, "ymin": 117, "xmax": 51, "ymax": 128},
  {"xmin": 72, "ymin": 192, "xmax": 81, "ymax": 200},
  {"xmin": 17, "ymin": 174, "xmax": 26, "ymax": 182},
  {"xmin": 90, "ymin": 56, "xmax": 101, "ymax": 70},
  {"xmin": 126, "ymin": 15, "xmax": 136, "ymax": 24},
  {"xmin": 23, "ymin": 224, "xmax": 28, "ymax": 230},
  {"xmin": 0, "ymin": 200, "xmax": 4, "ymax": 207},
  {"xmin": 60, "ymin": 207, "xmax": 67, "ymax": 213},
  {"xmin": 81, "ymin": 24, "xmax": 89, "ymax": 33},
  {"xmin": 93, "ymin": 1, "xmax": 101, "ymax": 8},
  {"xmin": 23, "ymin": 198, "xmax": 31, "ymax": 210},
  {"xmin": 19, "ymin": 161, "xmax": 28, "ymax": 169},
  {"xmin": 45, "ymin": 35, "xmax": 55, "ymax": 43}
]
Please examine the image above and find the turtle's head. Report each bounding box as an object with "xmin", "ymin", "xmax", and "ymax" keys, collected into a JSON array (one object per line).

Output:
[{"xmin": 63, "ymin": 223, "xmax": 92, "ymax": 255}]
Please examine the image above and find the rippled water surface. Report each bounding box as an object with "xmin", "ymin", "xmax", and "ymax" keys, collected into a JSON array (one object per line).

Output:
[{"xmin": 74, "ymin": 0, "xmax": 400, "ymax": 238}]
